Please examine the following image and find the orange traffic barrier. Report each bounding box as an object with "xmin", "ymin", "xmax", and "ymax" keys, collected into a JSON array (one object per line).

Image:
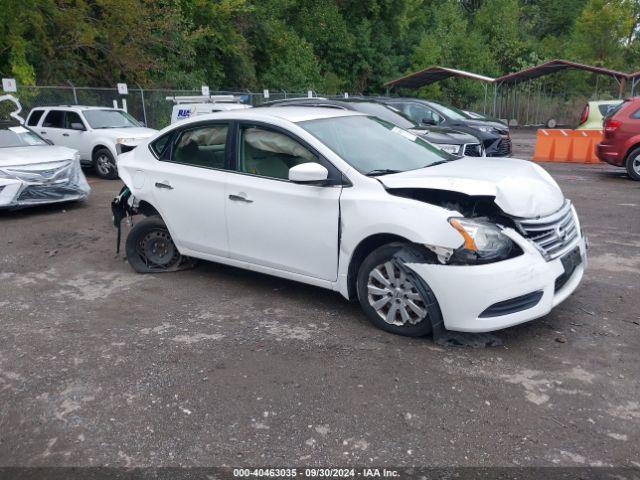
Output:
[{"xmin": 532, "ymin": 129, "xmax": 603, "ymax": 163}]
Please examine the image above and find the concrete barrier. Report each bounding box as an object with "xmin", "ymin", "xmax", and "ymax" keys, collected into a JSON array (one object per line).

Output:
[{"xmin": 532, "ymin": 129, "xmax": 603, "ymax": 163}]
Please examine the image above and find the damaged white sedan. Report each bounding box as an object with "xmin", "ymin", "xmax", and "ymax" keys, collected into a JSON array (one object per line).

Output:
[
  {"xmin": 112, "ymin": 108, "xmax": 586, "ymax": 336},
  {"xmin": 0, "ymin": 123, "xmax": 90, "ymax": 209}
]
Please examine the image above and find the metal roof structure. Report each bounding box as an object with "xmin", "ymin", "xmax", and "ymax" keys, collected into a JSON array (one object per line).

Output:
[
  {"xmin": 385, "ymin": 59, "xmax": 631, "ymax": 90},
  {"xmin": 384, "ymin": 66, "xmax": 495, "ymax": 89},
  {"xmin": 494, "ymin": 59, "xmax": 629, "ymax": 86}
]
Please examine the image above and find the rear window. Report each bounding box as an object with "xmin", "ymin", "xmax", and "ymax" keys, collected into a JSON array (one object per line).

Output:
[
  {"xmin": 604, "ymin": 102, "xmax": 626, "ymax": 120},
  {"xmin": 27, "ymin": 110, "xmax": 45, "ymax": 126},
  {"xmin": 598, "ymin": 103, "xmax": 621, "ymax": 116}
]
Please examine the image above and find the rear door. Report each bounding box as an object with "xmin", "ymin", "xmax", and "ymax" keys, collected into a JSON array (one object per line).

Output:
[
  {"xmin": 146, "ymin": 121, "xmax": 232, "ymax": 256},
  {"xmin": 225, "ymin": 122, "xmax": 342, "ymax": 281}
]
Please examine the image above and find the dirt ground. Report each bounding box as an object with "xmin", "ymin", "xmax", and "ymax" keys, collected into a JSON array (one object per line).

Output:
[{"xmin": 1, "ymin": 132, "xmax": 639, "ymax": 469}]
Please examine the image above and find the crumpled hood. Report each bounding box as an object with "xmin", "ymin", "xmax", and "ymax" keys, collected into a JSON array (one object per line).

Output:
[
  {"xmin": 0, "ymin": 145, "xmax": 77, "ymax": 167},
  {"xmin": 378, "ymin": 157, "xmax": 565, "ymax": 218},
  {"xmin": 93, "ymin": 127, "xmax": 157, "ymax": 139}
]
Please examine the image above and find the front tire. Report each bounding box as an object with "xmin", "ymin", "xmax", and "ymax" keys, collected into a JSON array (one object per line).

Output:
[
  {"xmin": 125, "ymin": 216, "xmax": 184, "ymax": 273},
  {"xmin": 356, "ymin": 243, "xmax": 439, "ymax": 337},
  {"xmin": 625, "ymin": 147, "xmax": 640, "ymax": 181},
  {"xmin": 93, "ymin": 147, "xmax": 118, "ymax": 180}
]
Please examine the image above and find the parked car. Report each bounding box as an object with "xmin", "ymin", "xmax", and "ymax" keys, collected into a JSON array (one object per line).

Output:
[
  {"xmin": 258, "ymin": 98, "xmax": 484, "ymax": 157},
  {"xmin": 25, "ymin": 106, "xmax": 157, "ymax": 179},
  {"xmin": 378, "ymin": 97, "xmax": 512, "ymax": 156},
  {"xmin": 577, "ymin": 100, "xmax": 622, "ymax": 130},
  {"xmin": 596, "ymin": 97, "xmax": 640, "ymax": 180},
  {"xmin": 112, "ymin": 107, "xmax": 586, "ymax": 336},
  {"xmin": 167, "ymin": 95, "xmax": 251, "ymax": 124},
  {"xmin": 0, "ymin": 122, "xmax": 90, "ymax": 209}
]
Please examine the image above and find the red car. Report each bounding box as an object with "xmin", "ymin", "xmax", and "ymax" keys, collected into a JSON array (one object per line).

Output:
[{"xmin": 596, "ymin": 97, "xmax": 640, "ymax": 180}]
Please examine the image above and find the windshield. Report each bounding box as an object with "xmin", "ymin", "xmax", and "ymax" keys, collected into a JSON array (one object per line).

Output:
[
  {"xmin": 348, "ymin": 102, "xmax": 416, "ymax": 129},
  {"xmin": 425, "ymin": 101, "xmax": 470, "ymax": 121},
  {"xmin": 83, "ymin": 109, "xmax": 141, "ymax": 129},
  {"xmin": 299, "ymin": 115, "xmax": 452, "ymax": 175},
  {"xmin": 0, "ymin": 126, "xmax": 47, "ymax": 148}
]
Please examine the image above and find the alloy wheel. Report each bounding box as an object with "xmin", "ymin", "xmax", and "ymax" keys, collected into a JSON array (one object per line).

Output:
[
  {"xmin": 96, "ymin": 154, "xmax": 114, "ymax": 176},
  {"xmin": 633, "ymin": 154, "xmax": 640, "ymax": 176},
  {"xmin": 366, "ymin": 261, "xmax": 428, "ymax": 326}
]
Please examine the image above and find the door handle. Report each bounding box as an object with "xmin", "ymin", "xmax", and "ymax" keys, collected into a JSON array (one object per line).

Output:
[
  {"xmin": 228, "ymin": 193, "xmax": 253, "ymax": 203},
  {"xmin": 62, "ymin": 133, "xmax": 69, "ymax": 137},
  {"xmin": 40, "ymin": 131, "xmax": 47, "ymax": 134},
  {"xmin": 155, "ymin": 181, "xmax": 173, "ymax": 190}
]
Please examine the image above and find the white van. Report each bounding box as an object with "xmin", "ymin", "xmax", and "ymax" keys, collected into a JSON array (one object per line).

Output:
[{"xmin": 168, "ymin": 95, "xmax": 251, "ymax": 124}]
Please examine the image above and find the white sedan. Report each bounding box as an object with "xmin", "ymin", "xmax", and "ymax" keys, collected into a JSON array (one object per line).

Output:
[
  {"xmin": 0, "ymin": 124, "xmax": 90, "ymax": 209},
  {"xmin": 113, "ymin": 108, "xmax": 586, "ymax": 336}
]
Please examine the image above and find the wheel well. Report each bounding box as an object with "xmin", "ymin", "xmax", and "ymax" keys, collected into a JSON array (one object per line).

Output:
[
  {"xmin": 625, "ymin": 142, "xmax": 640, "ymax": 161},
  {"xmin": 346, "ymin": 233, "xmax": 410, "ymax": 300},
  {"xmin": 92, "ymin": 145, "xmax": 109, "ymax": 159},
  {"xmin": 137, "ymin": 200, "xmax": 160, "ymax": 217}
]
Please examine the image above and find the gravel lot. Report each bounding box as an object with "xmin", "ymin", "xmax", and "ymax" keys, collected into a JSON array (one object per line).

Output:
[{"xmin": 1, "ymin": 132, "xmax": 639, "ymax": 468}]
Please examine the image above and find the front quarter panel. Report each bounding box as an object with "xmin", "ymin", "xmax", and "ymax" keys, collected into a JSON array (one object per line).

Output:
[{"xmin": 337, "ymin": 179, "xmax": 464, "ymax": 297}]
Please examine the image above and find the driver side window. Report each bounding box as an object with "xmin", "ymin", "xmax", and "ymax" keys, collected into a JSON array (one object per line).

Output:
[
  {"xmin": 238, "ymin": 126, "xmax": 319, "ymax": 180},
  {"xmin": 403, "ymin": 104, "xmax": 440, "ymax": 125}
]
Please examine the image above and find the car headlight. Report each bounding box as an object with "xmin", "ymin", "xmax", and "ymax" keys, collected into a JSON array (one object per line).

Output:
[
  {"xmin": 116, "ymin": 137, "xmax": 138, "ymax": 144},
  {"xmin": 437, "ymin": 143, "xmax": 461, "ymax": 155},
  {"xmin": 448, "ymin": 218, "xmax": 514, "ymax": 263},
  {"xmin": 475, "ymin": 126, "xmax": 497, "ymax": 133}
]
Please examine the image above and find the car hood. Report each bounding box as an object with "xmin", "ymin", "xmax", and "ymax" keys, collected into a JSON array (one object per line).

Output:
[
  {"xmin": 92, "ymin": 127, "xmax": 157, "ymax": 138},
  {"xmin": 0, "ymin": 145, "xmax": 77, "ymax": 167},
  {"xmin": 460, "ymin": 119, "xmax": 509, "ymax": 133},
  {"xmin": 409, "ymin": 127, "xmax": 478, "ymax": 145},
  {"xmin": 378, "ymin": 157, "xmax": 564, "ymax": 218}
]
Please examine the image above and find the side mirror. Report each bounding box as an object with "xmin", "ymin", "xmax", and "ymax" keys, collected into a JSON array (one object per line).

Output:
[
  {"xmin": 289, "ymin": 162, "xmax": 329, "ymax": 184},
  {"xmin": 70, "ymin": 122, "xmax": 85, "ymax": 131},
  {"xmin": 421, "ymin": 117, "xmax": 437, "ymax": 126}
]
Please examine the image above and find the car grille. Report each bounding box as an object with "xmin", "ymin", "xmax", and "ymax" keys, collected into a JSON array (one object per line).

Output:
[
  {"xmin": 5, "ymin": 160, "xmax": 73, "ymax": 184},
  {"xmin": 463, "ymin": 143, "xmax": 482, "ymax": 157},
  {"xmin": 516, "ymin": 201, "xmax": 579, "ymax": 260}
]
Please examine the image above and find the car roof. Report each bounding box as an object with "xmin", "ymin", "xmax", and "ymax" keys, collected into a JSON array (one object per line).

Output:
[
  {"xmin": 30, "ymin": 106, "xmax": 123, "ymax": 111},
  {"xmin": 191, "ymin": 106, "xmax": 364, "ymax": 123}
]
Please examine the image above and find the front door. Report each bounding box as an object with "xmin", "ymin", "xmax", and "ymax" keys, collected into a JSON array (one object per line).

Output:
[
  {"xmin": 147, "ymin": 122, "xmax": 231, "ymax": 256},
  {"xmin": 225, "ymin": 123, "xmax": 342, "ymax": 281},
  {"xmin": 61, "ymin": 111, "xmax": 89, "ymax": 157},
  {"xmin": 39, "ymin": 110, "xmax": 66, "ymax": 144}
]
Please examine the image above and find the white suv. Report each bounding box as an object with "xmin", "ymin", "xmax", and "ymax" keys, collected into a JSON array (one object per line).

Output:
[
  {"xmin": 112, "ymin": 107, "xmax": 586, "ymax": 337},
  {"xmin": 26, "ymin": 106, "xmax": 157, "ymax": 179}
]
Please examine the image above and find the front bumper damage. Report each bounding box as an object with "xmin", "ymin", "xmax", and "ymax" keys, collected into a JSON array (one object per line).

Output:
[
  {"xmin": 403, "ymin": 230, "xmax": 587, "ymax": 333},
  {"xmin": 0, "ymin": 159, "xmax": 90, "ymax": 209}
]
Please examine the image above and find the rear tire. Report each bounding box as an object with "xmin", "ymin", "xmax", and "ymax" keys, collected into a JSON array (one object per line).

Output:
[
  {"xmin": 125, "ymin": 216, "xmax": 183, "ymax": 273},
  {"xmin": 93, "ymin": 147, "xmax": 118, "ymax": 180},
  {"xmin": 356, "ymin": 243, "xmax": 439, "ymax": 337},
  {"xmin": 625, "ymin": 147, "xmax": 640, "ymax": 181}
]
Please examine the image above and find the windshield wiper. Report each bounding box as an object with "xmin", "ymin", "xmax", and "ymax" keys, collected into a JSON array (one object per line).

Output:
[
  {"xmin": 425, "ymin": 160, "xmax": 450, "ymax": 167},
  {"xmin": 365, "ymin": 169, "xmax": 402, "ymax": 177}
]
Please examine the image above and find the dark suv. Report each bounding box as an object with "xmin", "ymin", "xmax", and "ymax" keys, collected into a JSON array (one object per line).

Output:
[
  {"xmin": 258, "ymin": 98, "xmax": 484, "ymax": 157},
  {"xmin": 377, "ymin": 98, "xmax": 511, "ymax": 157},
  {"xmin": 596, "ymin": 97, "xmax": 640, "ymax": 180}
]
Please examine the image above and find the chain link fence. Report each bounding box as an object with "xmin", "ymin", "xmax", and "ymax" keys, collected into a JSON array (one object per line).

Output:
[{"xmin": 7, "ymin": 85, "xmax": 352, "ymax": 130}]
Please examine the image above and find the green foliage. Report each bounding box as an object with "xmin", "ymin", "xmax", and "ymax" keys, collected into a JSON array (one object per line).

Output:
[{"xmin": 1, "ymin": 0, "xmax": 639, "ymax": 106}]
